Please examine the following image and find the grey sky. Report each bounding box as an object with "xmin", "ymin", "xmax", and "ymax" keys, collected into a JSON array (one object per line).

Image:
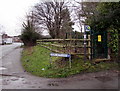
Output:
[
  {"xmin": 0, "ymin": 0, "xmax": 81, "ymax": 36},
  {"xmin": 0, "ymin": 0, "xmax": 118, "ymax": 36},
  {"xmin": 0, "ymin": 0, "xmax": 39, "ymax": 36}
]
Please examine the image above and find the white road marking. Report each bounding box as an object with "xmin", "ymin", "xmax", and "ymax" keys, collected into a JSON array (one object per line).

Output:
[{"xmin": 0, "ymin": 67, "xmax": 6, "ymax": 70}]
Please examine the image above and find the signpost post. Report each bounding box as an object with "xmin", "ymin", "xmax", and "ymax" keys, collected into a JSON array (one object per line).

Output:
[
  {"xmin": 84, "ymin": 25, "xmax": 91, "ymax": 61},
  {"xmin": 50, "ymin": 53, "xmax": 72, "ymax": 68},
  {"xmin": 84, "ymin": 32, "xmax": 87, "ymax": 61}
]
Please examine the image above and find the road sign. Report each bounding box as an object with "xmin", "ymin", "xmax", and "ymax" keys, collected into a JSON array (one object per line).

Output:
[
  {"xmin": 98, "ymin": 35, "xmax": 101, "ymax": 42},
  {"xmin": 50, "ymin": 53, "xmax": 72, "ymax": 68},
  {"xmin": 85, "ymin": 25, "xmax": 91, "ymax": 31},
  {"xmin": 50, "ymin": 53, "xmax": 71, "ymax": 57}
]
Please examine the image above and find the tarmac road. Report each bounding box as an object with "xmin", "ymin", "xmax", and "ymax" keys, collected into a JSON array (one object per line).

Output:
[{"xmin": 0, "ymin": 43, "xmax": 119, "ymax": 89}]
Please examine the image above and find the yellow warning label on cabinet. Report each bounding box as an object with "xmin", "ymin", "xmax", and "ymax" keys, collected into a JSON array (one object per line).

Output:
[{"xmin": 98, "ymin": 35, "xmax": 101, "ymax": 42}]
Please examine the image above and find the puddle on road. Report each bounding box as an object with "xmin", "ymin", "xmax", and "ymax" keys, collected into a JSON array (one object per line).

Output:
[
  {"xmin": 2, "ymin": 76, "xmax": 41, "ymax": 89},
  {"xmin": 10, "ymin": 76, "xmax": 26, "ymax": 82},
  {"xmin": 47, "ymin": 82, "xmax": 59, "ymax": 86},
  {"xmin": 95, "ymin": 76, "xmax": 112, "ymax": 82},
  {"xmin": 2, "ymin": 76, "xmax": 27, "ymax": 86}
]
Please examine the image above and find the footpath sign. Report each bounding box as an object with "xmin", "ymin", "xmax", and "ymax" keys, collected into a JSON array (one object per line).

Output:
[
  {"xmin": 85, "ymin": 25, "xmax": 91, "ymax": 32},
  {"xmin": 50, "ymin": 53, "xmax": 72, "ymax": 68}
]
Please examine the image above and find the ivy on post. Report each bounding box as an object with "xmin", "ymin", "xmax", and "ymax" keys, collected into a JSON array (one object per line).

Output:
[{"xmin": 74, "ymin": 31, "xmax": 77, "ymax": 53}]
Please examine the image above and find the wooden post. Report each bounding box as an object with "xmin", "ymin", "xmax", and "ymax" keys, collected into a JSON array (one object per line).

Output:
[
  {"xmin": 75, "ymin": 31, "xmax": 77, "ymax": 53},
  {"xmin": 69, "ymin": 55, "xmax": 72, "ymax": 68},
  {"xmin": 107, "ymin": 32, "xmax": 111, "ymax": 59},
  {"xmin": 49, "ymin": 55, "xmax": 52, "ymax": 66},
  {"xmin": 88, "ymin": 35, "xmax": 91, "ymax": 60}
]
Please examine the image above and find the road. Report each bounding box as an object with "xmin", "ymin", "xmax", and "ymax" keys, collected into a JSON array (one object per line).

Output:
[{"xmin": 0, "ymin": 43, "xmax": 119, "ymax": 89}]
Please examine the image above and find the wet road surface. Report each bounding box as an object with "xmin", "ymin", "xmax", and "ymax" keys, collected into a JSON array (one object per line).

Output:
[{"xmin": 0, "ymin": 43, "xmax": 119, "ymax": 89}]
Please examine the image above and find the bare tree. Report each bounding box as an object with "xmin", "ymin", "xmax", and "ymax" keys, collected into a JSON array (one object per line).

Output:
[
  {"xmin": 73, "ymin": 1, "xmax": 99, "ymax": 33},
  {"xmin": 27, "ymin": 12, "xmax": 43, "ymax": 35},
  {"xmin": 31, "ymin": 0, "xmax": 73, "ymax": 39}
]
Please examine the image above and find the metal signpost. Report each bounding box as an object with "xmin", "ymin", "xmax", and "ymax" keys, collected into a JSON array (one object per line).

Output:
[
  {"xmin": 84, "ymin": 33, "xmax": 87, "ymax": 61},
  {"xmin": 50, "ymin": 53, "xmax": 72, "ymax": 68},
  {"xmin": 84, "ymin": 25, "xmax": 91, "ymax": 61}
]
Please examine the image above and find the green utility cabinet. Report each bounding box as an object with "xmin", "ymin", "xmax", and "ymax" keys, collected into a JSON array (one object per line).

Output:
[{"xmin": 91, "ymin": 30, "xmax": 108, "ymax": 59}]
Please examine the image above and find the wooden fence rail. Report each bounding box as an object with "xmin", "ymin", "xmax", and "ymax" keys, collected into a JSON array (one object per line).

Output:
[
  {"xmin": 37, "ymin": 35, "xmax": 92, "ymax": 59},
  {"xmin": 38, "ymin": 42, "xmax": 91, "ymax": 48},
  {"xmin": 37, "ymin": 39, "xmax": 91, "ymax": 42}
]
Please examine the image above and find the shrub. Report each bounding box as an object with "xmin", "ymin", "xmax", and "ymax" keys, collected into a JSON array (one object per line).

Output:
[{"xmin": 20, "ymin": 19, "xmax": 40, "ymax": 46}]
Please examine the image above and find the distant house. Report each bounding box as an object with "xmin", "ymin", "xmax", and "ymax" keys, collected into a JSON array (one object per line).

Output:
[
  {"xmin": 2, "ymin": 34, "xmax": 13, "ymax": 44},
  {"xmin": 13, "ymin": 36, "xmax": 22, "ymax": 42}
]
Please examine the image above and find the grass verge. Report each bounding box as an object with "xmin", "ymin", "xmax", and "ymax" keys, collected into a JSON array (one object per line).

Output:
[{"xmin": 21, "ymin": 45, "xmax": 119, "ymax": 78}]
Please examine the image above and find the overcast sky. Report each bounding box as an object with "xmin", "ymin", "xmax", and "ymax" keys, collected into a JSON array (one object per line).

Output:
[
  {"xmin": 0, "ymin": 0, "xmax": 40, "ymax": 36},
  {"xmin": 0, "ymin": 0, "xmax": 119, "ymax": 36},
  {"xmin": 0, "ymin": 0, "xmax": 81, "ymax": 36}
]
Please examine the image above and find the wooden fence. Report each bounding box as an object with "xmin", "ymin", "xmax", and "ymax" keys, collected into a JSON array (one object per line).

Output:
[{"xmin": 37, "ymin": 35, "xmax": 92, "ymax": 59}]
